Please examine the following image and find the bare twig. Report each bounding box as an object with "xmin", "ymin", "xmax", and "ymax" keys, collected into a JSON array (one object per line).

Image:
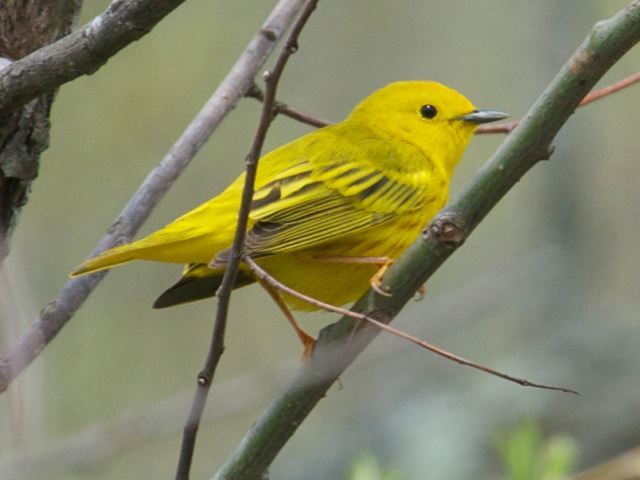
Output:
[
  {"xmin": 244, "ymin": 255, "xmax": 578, "ymax": 394},
  {"xmin": 174, "ymin": 2, "xmax": 319, "ymax": 479},
  {"xmin": 476, "ymin": 71, "xmax": 640, "ymax": 134},
  {"xmin": 246, "ymin": 83, "xmax": 331, "ymax": 128},
  {"xmin": 0, "ymin": 0, "xmax": 308, "ymax": 395},
  {"xmin": 579, "ymin": 70, "xmax": 640, "ymax": 104}
]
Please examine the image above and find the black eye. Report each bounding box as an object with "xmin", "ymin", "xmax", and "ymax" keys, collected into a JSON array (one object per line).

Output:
[{"xmin": 420, "ymin": 104, "xmax": 437, "ymax": 119}]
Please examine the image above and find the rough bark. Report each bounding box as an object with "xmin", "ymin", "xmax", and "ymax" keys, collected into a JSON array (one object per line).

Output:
[{"xmin": 0, "ymin": 0, "xmax": 82, "ymax": 259}]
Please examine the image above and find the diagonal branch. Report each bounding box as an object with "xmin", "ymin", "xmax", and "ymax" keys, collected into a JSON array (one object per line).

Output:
[
  {"xmin": 211, "ymin": 2, "xmax": 640, "ymax": 479},
  {"xmin": 0, "ymin": 0, "xmax": 308, "ymax": 395},
  {"xmin": 174, "ymin": 1, "xmax": 319, "ymax": 478}
]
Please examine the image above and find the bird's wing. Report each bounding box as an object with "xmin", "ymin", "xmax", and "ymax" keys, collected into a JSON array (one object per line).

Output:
[{"xmin": 213, "ymin": 137, "xmax": 433, "ymax": 263}]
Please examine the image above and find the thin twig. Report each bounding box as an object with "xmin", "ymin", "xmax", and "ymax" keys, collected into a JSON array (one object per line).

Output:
[
  {"xmin": 0, "ymin": 0, "xmax": 307, "ymax": 395},
  {"xmin": 174, "ymin": 2, "xmax": 319, "ymax": 479},
  {"xmin": 476, "ymin": 71, "xmax": 640, "ymax": 134},
  {"xmin": 243, "ymin": 255, "xmax": 578, "ymax": 395},
  {"xmin": 247, "ymin": 72, "xmax": 640, "ymax": 134},
  {"xmin": 246, "ymin": 83, "xmax": 331, "ymax": 128},
  {"xmin": 579, "ymin": 70, "xmax": 640, "ymax": 105}
]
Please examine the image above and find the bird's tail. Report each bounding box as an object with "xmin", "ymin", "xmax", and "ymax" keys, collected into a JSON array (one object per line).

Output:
[
  {"xmin": 70, "ymin": 242, "xmax": 147, "ymax": 277},
  {"xmin": 152, "ymin": 263, "xmax": 255, "ymax": 308}
]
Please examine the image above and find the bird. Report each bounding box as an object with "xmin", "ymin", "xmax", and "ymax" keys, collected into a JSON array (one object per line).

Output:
[{"xmin": 71, "ymin": 81, "xmax": 508, "ymax": 352}]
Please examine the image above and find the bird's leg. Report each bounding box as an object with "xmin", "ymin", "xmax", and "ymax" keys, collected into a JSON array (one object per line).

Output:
[
  {"xmin": 255, "ymin": 276, "xmax": 316, "ymax": 360},
  {"xmin": 369, "ymin": 259, "xmax": 394, "ymax": 297},
  {"xmin": 312, "ymin": 255, "xmax": 395, "ymax": 297},
  {"xmin": 313, "ymin": 255, "xmax": 429, "ymax": 299}
]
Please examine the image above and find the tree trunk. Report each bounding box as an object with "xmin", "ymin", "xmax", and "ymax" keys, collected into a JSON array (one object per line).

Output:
[{"xmin": 0, "ymin": 0, "xmax": 82, "ymax": 260}]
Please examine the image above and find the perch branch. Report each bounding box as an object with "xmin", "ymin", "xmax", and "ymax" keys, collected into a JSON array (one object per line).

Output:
[{"xmin": 212, "ymin": 3, "xmax": 640, "ymax": 479}]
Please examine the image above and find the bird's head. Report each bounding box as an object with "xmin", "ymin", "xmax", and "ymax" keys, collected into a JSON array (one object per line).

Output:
[{"xmin": 348, "ymin": 81, "xmax": 508, "ymax": 175}]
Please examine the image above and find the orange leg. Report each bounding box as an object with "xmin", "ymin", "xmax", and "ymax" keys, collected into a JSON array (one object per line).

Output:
[
  {"xmin": 313, "ymin": 255, "xmax": 395, "ymax": 297},
  {"xmin": 256, "ymin": 276, "xmax": 316, "ymax": 359}
]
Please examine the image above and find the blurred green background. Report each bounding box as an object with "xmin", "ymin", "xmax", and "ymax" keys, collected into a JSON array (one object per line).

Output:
[{"xmin": 1, "ymin": 1, "xmax": 639, "ymax": 478}]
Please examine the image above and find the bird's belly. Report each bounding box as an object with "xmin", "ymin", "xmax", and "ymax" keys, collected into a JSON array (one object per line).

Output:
[{"xmin": 256, "ymin": 212, "xmax": 429, "ymax": 310}]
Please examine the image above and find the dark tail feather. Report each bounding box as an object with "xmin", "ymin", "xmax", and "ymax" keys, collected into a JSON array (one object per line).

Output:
[{"xmin": 153, "ymin": 264, "xmax": 255, "ymax": 309}]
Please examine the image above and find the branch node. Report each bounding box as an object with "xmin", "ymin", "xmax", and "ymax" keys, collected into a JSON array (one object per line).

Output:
[
  {"xmin": 568, "ymin": 49, "xmax": 591, "ymax": 75},
  {"xmin": 197, "ymin": 373, "xmax": 210, "ymax": 386},
  {"xmin": 245, "ymin": 83, "xmax": 263, "ymax": 100},
  {"xmin": 424, "ymin": 215, "xmax": 466, "ymax": 247},
  {"xmin": 261, "ymin": 28, "xmax": 278, "ymax": 41}
]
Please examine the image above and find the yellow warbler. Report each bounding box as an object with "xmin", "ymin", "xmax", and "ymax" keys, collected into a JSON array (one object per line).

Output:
[{"xmin": 72, "ymin": 81, "xmax": 507, "ymax": 313}]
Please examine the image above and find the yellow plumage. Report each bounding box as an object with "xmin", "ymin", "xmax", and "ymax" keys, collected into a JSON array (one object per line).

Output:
[{"xmin": 71, "ymin": 81, "xmax": 507, "ymax": 310}]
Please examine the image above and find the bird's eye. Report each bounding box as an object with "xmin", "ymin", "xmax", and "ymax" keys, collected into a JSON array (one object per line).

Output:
[{"xmin": 420, "ymin": 105, "xmax": 437, "ymax": 119}]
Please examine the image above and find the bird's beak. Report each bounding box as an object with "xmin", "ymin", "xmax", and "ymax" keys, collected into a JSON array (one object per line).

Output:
[{"xmin": 455, "ymin": 109, "xmax": 510, "ymax": 124}]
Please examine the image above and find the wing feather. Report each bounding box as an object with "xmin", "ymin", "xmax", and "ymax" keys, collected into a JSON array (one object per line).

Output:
[{"xmin": 213, "ymin": 131, "xmax": 435, "ymax": 264}]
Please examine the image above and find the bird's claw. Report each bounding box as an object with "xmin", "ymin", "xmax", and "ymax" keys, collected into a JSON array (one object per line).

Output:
[
  {"xmin": 370, "ymin": 259, "xmax": 394, "ymax": 297},
  {"xmin": 371, "ymin": 279, "xmax": 393, "ymax": 297}
]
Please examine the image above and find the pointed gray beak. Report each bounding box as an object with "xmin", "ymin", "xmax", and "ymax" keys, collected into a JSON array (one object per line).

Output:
[{"xmin": 456, "ymin": 109, "xmax": 510, "ymax": 124}]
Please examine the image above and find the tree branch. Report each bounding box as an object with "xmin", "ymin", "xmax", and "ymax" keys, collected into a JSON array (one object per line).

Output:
[
  {"xmin": 211, "ymin": 2, "xmax": 640, "ymax": 478},
  {"xmin": 0, "ymin": 0, "xmax": 308, "ymax": 395},
  {"xmin": 174, "ymin": 1, "xmax": 319, "ymax": 478},
  {"xmin": 1, "ymin": 0, "xmax": 189, "ymax": 258},
  {"xmin": 0, "ymin": 0, "xmax": 189, "ymax": 116}
]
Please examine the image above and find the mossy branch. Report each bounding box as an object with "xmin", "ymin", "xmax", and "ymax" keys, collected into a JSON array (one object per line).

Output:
[{"xmin": 211, "ymin": 2, "xmax": 640, "ymax": 479}]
